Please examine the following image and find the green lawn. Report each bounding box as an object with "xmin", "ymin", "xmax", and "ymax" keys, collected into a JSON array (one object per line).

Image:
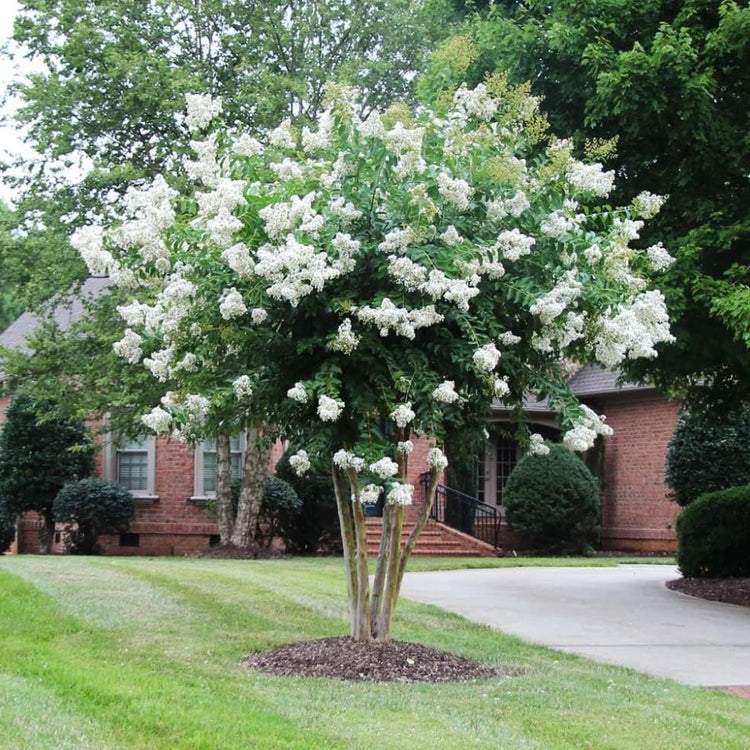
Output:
[{"xmin": 0, "ymin": 556, "xmax": 745, "ymax": 749}]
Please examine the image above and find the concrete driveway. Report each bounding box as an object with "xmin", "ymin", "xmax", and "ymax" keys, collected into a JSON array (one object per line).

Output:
[{"xmin": 400, "ymin": 565, "xmax": 750, "ymax": 686}]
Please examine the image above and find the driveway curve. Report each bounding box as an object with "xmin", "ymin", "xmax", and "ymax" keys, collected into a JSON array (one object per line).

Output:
[{"xmin": 400, "ymin": 565, "xmax": 750, "ymax": 686}]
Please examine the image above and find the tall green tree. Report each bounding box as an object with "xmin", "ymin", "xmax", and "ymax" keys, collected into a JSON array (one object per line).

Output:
[
  {"xmin": 0, "ymin": 392, "xmax": 95, "ymax": 552},
  {"xmin": 422, "ymin": 0, "xmax": 750, "ymax": 401},
  {"xmin": 3, "ymin": 0, "xmax": 454, "ymax": 307}
]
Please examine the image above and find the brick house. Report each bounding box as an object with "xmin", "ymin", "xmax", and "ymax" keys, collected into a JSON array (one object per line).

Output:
[{"xmin": 0, "ymin": 281, "xmax": 681, "ymax": 555}]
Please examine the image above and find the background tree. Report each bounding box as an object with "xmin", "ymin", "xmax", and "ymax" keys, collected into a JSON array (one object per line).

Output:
[
  {"xmin": 83, "ymin": 82, "xmax": 673, "ymax": 641},
  {"xmin": 0, "ymin": 392, "xmax": 95, "ymax": 552},
  {"xmin": 421, "ymin": 0, "xmax": 750, "ymax": 402},
  {"xmin": 3, "ymin": 0, "xmax": 454, "ymax": 309},
  {"xmin": 0, "ymin": 496, "xmax": 15, "ymax": 553}
]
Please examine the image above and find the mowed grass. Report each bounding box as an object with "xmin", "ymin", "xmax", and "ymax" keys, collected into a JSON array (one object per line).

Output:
[{"xmin": 0, "ymin": 556, "xmax": 746, "ymax": 749}]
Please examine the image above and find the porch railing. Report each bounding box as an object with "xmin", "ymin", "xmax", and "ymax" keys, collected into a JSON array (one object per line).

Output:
[{"xmin": 419, "ymin": 473, "xmax": 502, "ymax": 549}]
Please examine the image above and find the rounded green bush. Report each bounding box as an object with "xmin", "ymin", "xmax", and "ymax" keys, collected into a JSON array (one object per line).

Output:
[
  {"xmin": 255, "ymin": 476, "xmax": 302, "ymax": 549},
  {"xmin": 665, "ymin": 403, "xmax": 750, "ymax": 507},
  {"xmin": 676, "ymin": 485, "xmax": 750, "ymax": 578},
  {"xmin": 0, "ymin": 496, "xmax": 15, "ymax": 554},
  {"xmin": 504, "ymin": 443, "xmax": 600, "ymax": 553},
  {"xmin": 53, "ymin": 478, "xmax": 135, "ymax": 554}
]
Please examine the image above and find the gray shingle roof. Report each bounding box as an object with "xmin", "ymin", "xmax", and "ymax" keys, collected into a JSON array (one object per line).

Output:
[{"xmin": 568, "ymin": 365, "xmax": 654, "ymax": 396}]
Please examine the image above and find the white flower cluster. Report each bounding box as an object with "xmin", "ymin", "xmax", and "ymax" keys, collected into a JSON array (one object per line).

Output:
[
  {"xmin": 486, "ymin": 191, "xmax": 530, "ymax": 222},
  {"xmin": 540, "ymin": 200, "xmax": 585, "ymax": 238},
  {"xmin": 329, "ymin": 197, "xmax": 363, "ymax": 222},
  {"xmin": 318, "ymin": 395, "xmax": 345, "ymax": 422},
  {"xmin": 333, "ymin": 449, "xmax": 365, "ymax": 473},
  {"xmin": 473, "ymin": 343, "xmax": 501, "ymax": 372},
  {"xmin": 529, "ymin": 271, "xmax": 583, "ymax": 324},
  {"xmin": 143, "ymin": 346, "xmax": 174, "ymax": 381},
  {"xmin": 219, "ymin": 288, "xmax": 247, "ymax": 320},
  {"xmin": 221, "ymin": 243, "xmax": 254, "ymax": 278},
  {"xmin": 251, "ymin": 308, "xmax": 268, "ymax": 325},
  {"xmin": 439, "ymin": 225, "xmax": 463, "ymax": 245},
  {"xmin": 113, "ymin": 329, "xmax": 143, "ymax": 364},
  {"xmin": 232, "ymin": 133, "xmax": 264, "ymax": 157},
  {"xmin": 269, "ymin": 118, "xmax": 295, "ymax": 149},
  {"xmin": 432, "ymin": 380, "xmax": 459, "ymax": 404},
  {"xmin": 287, "ymin": 382, "xmax": 308, "ymax": 403},
  {"xmin": 426, "ymin": 447, "xmax": 448, "ymax": 471},
  {"xmin": 384, "ymin": 123, "xmax": 426, "ymax": 178},
  {"xmin": 356, "ymin": 298, "xmax": 443, "ymax": 339},
  {"xmin": 498, "ymin": 331, "xmax": 521, "ymax": 346},
  {"xmin": 453, "ymin": 83, "xmax": 498, "ymax": 121},
  {"xmin": 386, "ymin": 483, "xmax": 414, "ymax": 506},
  {"xmin": 528, "ymin": 433, "xmax": 550, "ymax": 456},
  {"xmin": 632, "ymin": 191, "xmax": 666, "ymax": 219},
  {"xmin": 646, "ymin": 243, "xmax": 675, "ymax": 272},
  {"xmin": 567, "ymin": 161, "xmax": 615, "ymax": 198},
  {"xmin": 495, "ymin": 229, "xmax": 536, "ymax": 262},
  {"xmin": 233, "ymin": 375, "xmax": 253, "ymax": 401},
  {"xmin": 493, "ymin": 377, "xmax": 510, "ymax": 399},
  {"xmin": 328, "ymin": 318, "xmax": 360, "ymax": 355},
  {"xmin": 141, "ymin": 406, "xmax": 172, "ymax": 434},
  {"xmin": 369, "ymin": 457, "xmax": 399, "ymax": 480},
  {"xmin": 196, "ymin": 178, "xmax": 245, "ymax": 220},
  {"xmin": 437, "ymin": 172, "xmax": 473, "ymax": 212},
  {"xmin": 289, "ymin": 449, "xmax": 311, "ymax": 477},
  {"xmin": 390, "ymin": 403, "xmax": 415, "ymax": 429},
  {"xmin": 378, "ymin": 226, "xmax": 415, "ymax": 255},
  {"xmin": 259, "ymin": 193, "xmax": 323, "ymax": 241},
  {"xmin": 71, "ymin": 225, "xmax": 118, "ymax": 277},
  {"xmin": 270, "ymin": 158, "xmax": 304, "ymax": 182},
  {"xmin": 359, "ymin": 484, "xmax": 382, "ymax": 505},
  {"xmin": 302, "ymin": 110, "xmax": 332, "ymax": 153},
  {"xmin": 185, "ymin": 93, "xmax": 222, "ymax": 133},
  {"xmin": 358, "ymin": 111, "xmax": 385, "ymax": 139},
  {"xmin": 594, "ymin": 290, "xmax": 674, "ymax": 367},
  {"xmin": 420, "ymin": 270, "xmax": 480, "ymax": 312},
  {"xmin": 185, "ymin": 394, "xmax": 210, "ymax": 425},
  {"xmin": 185, "ymin": 134, "xmax": 220, "ymax": 186},
  {"xmin": 397, "ymin": 440, "xmax": 414, "ymax": 455},
  {"xmin": 563, "ymin": 405, "xmax": 613, "ymax": 453}
]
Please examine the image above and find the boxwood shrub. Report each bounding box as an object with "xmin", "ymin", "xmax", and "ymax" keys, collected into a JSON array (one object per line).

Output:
[
  {"xmin": 676, "ymin": 485, "xmax": 750, "ymax": 578},
  {"xmin": 504, "ymin": 443, "xmax": 601, "ymax": 553}
]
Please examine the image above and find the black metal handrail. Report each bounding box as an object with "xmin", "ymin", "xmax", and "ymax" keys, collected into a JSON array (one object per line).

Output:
[{"xmin": 419, "ymin": 473, "xmax": 502, "ymax": 549}]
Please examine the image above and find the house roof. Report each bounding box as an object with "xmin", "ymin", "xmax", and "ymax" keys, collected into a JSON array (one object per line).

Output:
[
  {"xmin": 0, "ymin": 276, "xmax": 111, "ymax": 381},
  {"xmin": 568, "ymin": 365, "xmax": 655, "ymax": 397}
]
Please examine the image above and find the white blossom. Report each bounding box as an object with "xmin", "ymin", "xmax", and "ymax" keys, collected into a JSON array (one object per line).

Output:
[
  {"xmin": 473, "ymin": 343, "xmax": 501, "ymax": 372},
  {"xmin": 632, "ymin": 191, "xmax": 666, "ymax": 219},
  {"xmin": 495, "ymin": 229, "xmax": 536, "ymax": 261},
  {"xmin": 144, "ymin": 346, "xmax": 174, "ymax": 381},
  {"xmin": 289, "ymin": 449, "xmax": 311, "ymax": 477},
  {"xmin": 333, "ymin": 449, "xmax": 365, "ymax": 472},
  {"xmin": 185, "ymin": 394, "xmax": 210, "ymax": 425},
  {"xmin": 378, "ymin": 226, "xmax": 415, "ymax": 255},
  {"xmin": 141, "ymin": 406, "xmax": 172, "ymax": 434},
  {"xmin": 567, "ymin": 161, "xmax": 615, "ymax": 197},
  {"xmin": 646, "ymin": 243, "xmax": 675, "ymax": 272},
  {"xmin": 396, "ymin": 440, "xmax": 414, "ymax": 455},
  {"xmin": 369, "ymin": 457, "xmax": 399, "ymax": 480},
  {"xmin": 318, "ymin": 395, "xmax": 344, "ymax": 422},
  {"xmin": 528, "ymin": 434, "xmax": 550, "ymax": 456},
  {"xmin": 270, "ymin": 158, "xmax": 305, "ymax": 181},
  {"xmin": 329, "ymin": 197, "xmax": 363, "ymax": 222},
  {"xmin": 358, "ymin": 111, "xmax": 385, "ymax": 139},
  {"xmin": 185, "ymin": 93, "xmax": 222, "ymax": 132},
  {"xmin": 432, "ymin": 380, "xmax": 459, "ymax": 404},
  {"xmin": 221, "ymin": 243, "xmax": 254, "ymax": 278},
  {"xmin": 437, "ymin": 172, "xmax": 473, "ymax": 212},
  {"xmin": 219, "ymin": 288, "xmax": 247, "ymax": 320},
  {"xmin": 287, "ymin": 382, "xmax": 308, "ymax": 403},
  {"xmin": 232, "ymin": 133, "xmax": 264, "ymax": 157},
  {"xmin": 426, "ymin": 447, "xmax": 448, "ymax": 471},
  {"xmin": 453, "ymin": 83, "xmax": 498, "ymax": 121},
  {"xmin": 439, "ymin": 225, "xmax": 463, "ymax": 245},
  {"xmin": 562, "ymin": 425, "xmax": 598, "ymax": 453},
  {"xmin": 388, "ymin": 255, "xmax": 428, "ymax": 290},
  {"xmin": 386, "ymin": 483, "xmax": 414, "ymax": 506},
  {"xmin": 529, "ymin": 271, "xmax": 583, "ymax": 324},
  {"xmin": 301, "ymin": 110, "xmax": 333, "ymax": 152},
  {"xmin": 390, "ymin": 403, "xmax": 415, "ymax": 429},
  {"xmin": 251, "ymin": 308, "xmax": 268, "ymax": 325},
  {"xmin": 196, "ymin": 178, "xmax": 245, "ymax": 218},
  {"xmin": 176, "ymin": 352, "xmax": 198, "ymax": 372},
  {"xmin": 493, "ymin": 377, "xmax": 510, "ymax": 399},
  {"xmin": 356, "ymin": 298, "xmax": 443, "ymax": 339},
  {"xmin": 498, "ymin": 331, "xmax": 521, "ymax": 346},
  {"xmin": 269, "ymin": 118, "xmax": 295, "ymax": 149},
  {"xmin": 328, "ymin": 318, "xmax": 360, "ymax": 354},
  {"xmin": 113, "ymin": 329, "xmax": 143, "ymax": 364},
  {"xmin": 359, "ymin": 484, "xmax": 382, "ymax": 505},
  {"xmin": 206, "ymin": 207, "xmax": 243, "ymax": 247},
  {"xmin": 233, "ymin": 375, "xmax": 253, "ymax": 400}
]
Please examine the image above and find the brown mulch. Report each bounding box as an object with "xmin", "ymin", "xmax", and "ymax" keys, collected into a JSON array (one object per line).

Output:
[
  {"xmin": 666, "ymin": 577, "xmax": 750, "ymax": 608},
  {"xmin": 243, "ymin": 636, "xmax": 501, "ymax": 683}
]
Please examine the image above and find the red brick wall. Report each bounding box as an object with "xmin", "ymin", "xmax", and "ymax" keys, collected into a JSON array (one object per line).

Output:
[{"xmin": 595, "ymin": 393, "xmax": 681, "ymax": 552}]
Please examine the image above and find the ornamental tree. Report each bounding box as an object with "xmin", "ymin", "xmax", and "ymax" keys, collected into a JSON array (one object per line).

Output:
[{"xmin": 73, "ymin": 80, "xmax": 673, "ymax": 641}]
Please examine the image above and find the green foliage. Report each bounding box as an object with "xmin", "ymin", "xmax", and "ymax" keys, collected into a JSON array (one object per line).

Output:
[
  {"xmin": 255, "ymin": 476, "xmax": 303, "ymax": 550},
  {"xmin": 676, "ymin": 485, "xmax": 750, "ymax": 578},
  {"xmin": 504, "ymin": 444, "xmax": 600, "ymax": 552},
  {"xmin": 0, "ymin": 393, "xmax": 96, "ymax": 533},
  {"xmin": 275, "ymin": 451, "xmax": 342, "ymax": 554},
  {"xmin": 422, "ymin": 0, "xmax": 750, "ymax": 403},
  {"xmin": 0, "ymin": 496, "xmax": 15, "ymax": 553},
  {"xmin": 52, "ymin": 478, "xmax": 135, "ymax": 555},
  {"xmin": 665, "ymin": 403, "xmax": 750, "ymax": 507}
]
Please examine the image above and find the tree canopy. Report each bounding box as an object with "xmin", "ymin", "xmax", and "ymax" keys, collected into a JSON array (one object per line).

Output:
[{"xmin": 422, "ymin": 0, "xmax": 750, "ymax": 401}]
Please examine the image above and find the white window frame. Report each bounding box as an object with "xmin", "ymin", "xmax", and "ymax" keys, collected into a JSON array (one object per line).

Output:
[
  {"xmin": 193, "ymin": 434, "xmax": 245, "ymax": 499},
  {"xmin": 104, "ymin": 434, "xmax": 157, "ymax": 499}
]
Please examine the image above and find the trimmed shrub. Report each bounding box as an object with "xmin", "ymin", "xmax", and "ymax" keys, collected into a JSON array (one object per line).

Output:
[
  {"xmin": 0, "ymin": 496, "xmax": 15, "ymax": 554},
  {"xmin": 255, "ymin": 476, "xmax": 302, "ymax": 550},
  {"xmin": 275, "ymin": 450, "xmax": 342, "ymax": 554},
  {"xmin": 53, "ymin": 478, "xmax": 135, "ymax": 554},
  {"xmin": 676, "ymin": 485, "xmax": 750, "ymax": 578},
  {"xmin": 665, "ymin": 403, "xmax": 750, "ymax": 507},
  {"xmin": 504, "ymin": 444, "xmax": 600, "ymax": 553}
]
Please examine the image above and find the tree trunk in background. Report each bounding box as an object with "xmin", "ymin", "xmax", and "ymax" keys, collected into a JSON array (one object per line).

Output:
[
  {"xmin": 215, "ymin": 432, "xmax": 234, "ymax": 545},
  {"xmin": 39, "ymin": 510, "xmax": 55, "ymax": 554},
  {"xmin": 230, "ymin": 427, "xmax": 270, "ymax": 549}
]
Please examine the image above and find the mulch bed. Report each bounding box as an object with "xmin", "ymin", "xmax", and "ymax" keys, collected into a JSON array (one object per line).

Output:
[
  {"xmin": 666, "ymin": 577, "xmax": 750, "ymax": 608},
  {"xmin": 243, "ymin": 636, "xmax": 501, "ymax": 683}
]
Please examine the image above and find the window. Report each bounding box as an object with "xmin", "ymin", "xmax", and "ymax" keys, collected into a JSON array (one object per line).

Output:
[
  {"xmin": 119, "ymin": 533, "xmax": 140, "ymax": 547},
  {"xmin": 194, "ymin": 435, "xmax": 244, "ymax": 497},
  {"xmin": 476, "ymin": 435, "xmax": 518, "ymax": 508},
  {"xmin": 104, "ymin": 434, "xmax": 156, "ymax": 498}
]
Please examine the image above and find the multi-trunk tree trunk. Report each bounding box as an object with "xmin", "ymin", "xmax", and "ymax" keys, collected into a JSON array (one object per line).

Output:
[
  {"xmin": 332, "ymin": 447, "xmax": 441, "ymax": 643},
  {"xmin": 214, "ymin": 428, "xmax": 271, "ymax": 549}
]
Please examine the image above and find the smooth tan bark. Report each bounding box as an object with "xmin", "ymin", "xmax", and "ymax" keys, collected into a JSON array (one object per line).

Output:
[
  {"xmin": 374, "ymin": 503, "xmax": 403, "ymax": 641},
  {"xmin": 332, "ymin": 465, "xmax": 359, "ymax": 637},
  {"xmin": 349, "ymin": 468, "xmax": 372, "ymax": 641},
  {"xmin": 215, "ymin": 432, "xmax": 234, "ymax": 545},
  {"xmin": 369, "ymin": 503, "xmax": 390, "ymax": 630},
  {"xmin": 230, "ymin": 428, "xmax": 271, "ymax": 549}
]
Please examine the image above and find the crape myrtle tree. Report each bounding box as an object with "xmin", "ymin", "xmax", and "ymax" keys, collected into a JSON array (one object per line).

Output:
[
  {"xmin": 0, "ymin": 393, "xmax": 95, "ymax": 552},
  {"xmin": 72, "ymin": 81, "xmax": 673, "ymax": 641}
]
